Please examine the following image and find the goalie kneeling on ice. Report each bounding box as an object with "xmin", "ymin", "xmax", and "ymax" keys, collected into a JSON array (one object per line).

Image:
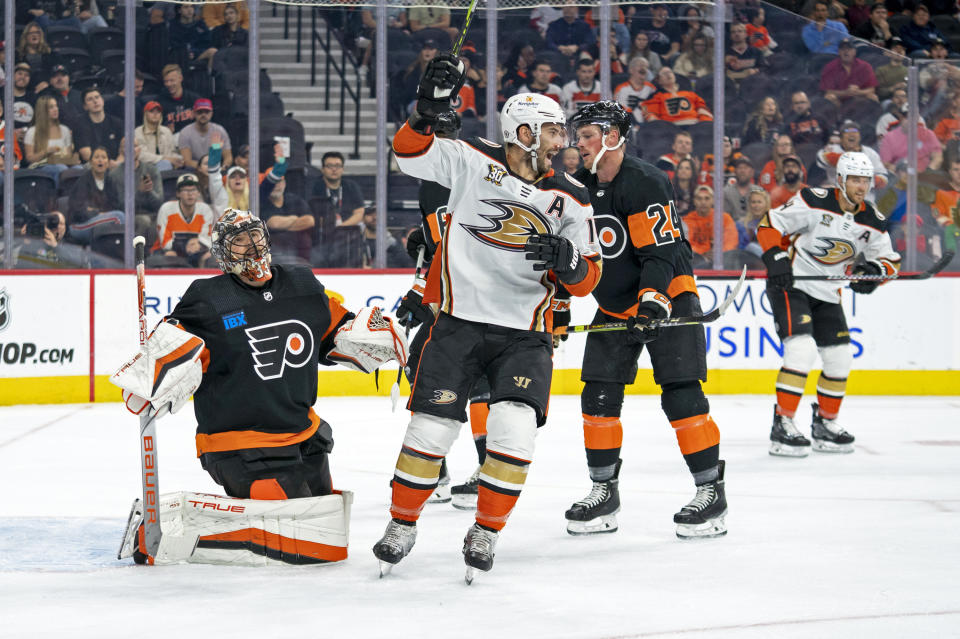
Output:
[{"xmin": 119, "ymin": 490, "xmax": 353, "ymax": 566}]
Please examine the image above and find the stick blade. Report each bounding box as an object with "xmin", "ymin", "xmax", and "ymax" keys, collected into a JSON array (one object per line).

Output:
[{"xmin": 390, "ymin": 382, "xmax": 400, "ymax": 413}]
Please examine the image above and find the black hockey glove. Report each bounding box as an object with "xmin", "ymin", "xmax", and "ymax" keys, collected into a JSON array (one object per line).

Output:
[
  {"xmin": 626, "ymin": 300, "xmax": 668, "ymax": 345},
  {"xmin": 524, "ymin": 234, "xmax": 588, "ymax": 285},
  {"xmin": 397, "ymin": 287, "xmax": 434, "ymax": 329},
  {"xmin": 849, "ymin": 261, "xmax": 883, "ymax": 294},
  {"xmin": 409, "ymin": 54, "xmax": 465, "ymax": 134},
  {"xmin": 406, "ymin": 227, "xmax": 430, "ymax": 263},
  {"xmin": 762, "ymin": 247, "xmax": 794, "ymax": 290}
]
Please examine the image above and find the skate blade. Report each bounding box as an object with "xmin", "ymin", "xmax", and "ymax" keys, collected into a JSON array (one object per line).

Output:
[
  {"xmin": 378, "ymin": 560, "xmax": 394, "ymax": 578},
  {"xmin": 812, "ymin": 440, "xmax": 854, "ymax": 454},
  {"xmin": 427, "ymin": 484, "xmax": 452, "ymax": 504},
  {"xmin": 465, "ymin": 566, "xmax": 476, "ymax": 585},
  {"xmin": 675, "ymin": 515, "xmax": 727, "ymax": 539},
  {"xmin": 451, "ymin": 494, "xmax": 478, "ymax": 510},
  {"xmin": 769, "ymin": 441, "xmax": 811, "ymax": 457},
  {"xmin": 566, "ymin": 513, "xmax": 619, "ymax": 536}
]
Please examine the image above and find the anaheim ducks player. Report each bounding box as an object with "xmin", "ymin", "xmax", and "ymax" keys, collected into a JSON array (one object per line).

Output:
[
  {"xmin": 112, "ymin": 209, "xmax": 408, "ymax": 564},
  {"xmin": 374, "ymin": 53, "xmax": 602, "ymax": 583},
  {"xmin": 565, "ymin": 101, "xmax": 728, "ymax": 540},
  {"xmin": 759, "ymin": 151, "xmax": 900, "ymax": 457}
]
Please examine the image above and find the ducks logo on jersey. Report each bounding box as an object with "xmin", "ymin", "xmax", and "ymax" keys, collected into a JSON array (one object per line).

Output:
[
  {"xmin": 804, "ymin": 237, "xmax": 856, "ymax": 265},
  {"xmin": 461, "ymin": 199, "xmax": 551, "ymax": 251}
]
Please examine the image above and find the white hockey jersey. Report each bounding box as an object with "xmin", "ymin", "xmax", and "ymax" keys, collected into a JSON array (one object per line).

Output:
[
  {"xmin": 393, "ymin": 123, "xmax": 602, "ymax": 332},
  {"xmin": 761, "ymin": 187, "xmax": 900, "ymax": 303}
]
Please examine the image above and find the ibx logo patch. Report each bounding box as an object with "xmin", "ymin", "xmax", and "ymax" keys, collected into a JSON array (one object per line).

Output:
[
  {"xmin": 222, "ymin": 311, "xmax": 247, "ymax": 330},
  {"xmin": 0, "ymin": 288, "xmax": 9, "ymax": 332},
  {"xmin": 245, "ymin": 320, "xmax": 315, "ymax": 380},
  {"xmin": 461, "ymin": 199, "xmax": 550, "ymax": 251}
]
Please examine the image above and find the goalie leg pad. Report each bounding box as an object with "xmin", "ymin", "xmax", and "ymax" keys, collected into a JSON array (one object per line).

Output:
[{"xmin": 120, "ymin": 491, "xmax": 354, "ymax": 566}]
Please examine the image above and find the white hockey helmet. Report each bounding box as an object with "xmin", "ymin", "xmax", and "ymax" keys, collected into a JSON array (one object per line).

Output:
[
  {"xmin": 500, "ymin": 93, "xmax": 566, "ymax": 171},
  {"xmin": 836, "ymin": 151, "xmax": 874, "ymax": 189}
]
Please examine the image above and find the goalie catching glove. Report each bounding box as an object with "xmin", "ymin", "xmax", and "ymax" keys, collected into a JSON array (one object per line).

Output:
[
  {"xmin": 328, "ymin": 307, "xmax": 409, "ymax": 374},
  {"xmin": 110, "ymin": 321, "xmax": 205, "ymax": 418}
]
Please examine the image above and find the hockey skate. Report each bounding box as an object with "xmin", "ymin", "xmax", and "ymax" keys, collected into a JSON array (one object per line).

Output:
[
  {"xmin": 427, "ymin": 460, "xmax": 452, "ymax": 504},
  {"xmin": 565, "ymin": 461, "xmax": 621, "ymax": 536},
  {"xmin": 372, "ymin": 519, "xmax": 417, "ymax": 577},
  {"xmin": 810, "ymin": 403, "xmax": 855, "ymax": 453},
  {"xmin": 674, "ymin": 460, "xmax": 727, "ymax": 539},
  {"xmin": 463, "ymin": 523, "xmax": 498, "ymax": 585},
  {"xmin": 769, "ymin": 405, "xmax": 811, "ymax": 457},
  {"xmin": 451, "ymin": 466, "xmax": 480, "ymax": 510},
  {"xmin": 117, "ymin": 498, "xmax": 147, "ymax": 564}
]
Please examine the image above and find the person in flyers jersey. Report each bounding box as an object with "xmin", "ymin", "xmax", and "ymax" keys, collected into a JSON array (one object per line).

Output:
[{"xmin": 373, "ymin": 52, "xmax": 601, "ymax": 582}]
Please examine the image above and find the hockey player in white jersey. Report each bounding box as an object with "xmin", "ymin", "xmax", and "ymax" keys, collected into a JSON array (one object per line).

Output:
[
  {"xmin": 758, "ymin": 151, "xmax": 900, "ymax": 456},
  {"xmin": 373, "ymin": 53, "xmax": 602, "ymax": 583}
]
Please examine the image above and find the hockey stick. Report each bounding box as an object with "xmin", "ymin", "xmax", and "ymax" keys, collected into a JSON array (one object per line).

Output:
[
  {"xmin": 791, "ymin": 251, "xmax": 955, "ymax": 282},
  {"xmin": 134, "ymin": 236, "xmax": 162, "ymax": 560},
  {"xmin": 451, "ymin": 0, "xmax": 480, "ymax": 57},
  {"xmin": 391, "ymin": 246, "xmax": 426, "ymax": 412},
  {"xmin": 554, "ymin": 265, "xmax": 747, "ymax": 336}
]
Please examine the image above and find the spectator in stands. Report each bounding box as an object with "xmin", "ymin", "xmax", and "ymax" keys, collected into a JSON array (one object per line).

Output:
[
  {"xmin": 726, "ymin": 22, "xmax": 764, "ymax": 83},
  {"xmin": 817, "ymin": 119, "xmax": 888, "ymax": 187},
  {"xmin": 933, "ymin": 90, "xmax": 960, "ymax": 144},
  {"xmin": 853, "ymin": 2, "xmax": 893, "ymax": 47},
  {"xmin": 672, "ymin": 157, "xmax": 698, "ymax": 215},
  {"xmin": 12, "ymin": 63, "xmax": 37, "ymax": 139},
  {"xmin": 657, "ymin": 130, "xmax": 697, "ymax": 175},
  {"xmin": 699, "ymin": 136, "xmax": 743, "ymax": 187},
  {"xmin": 530, "ymin": 6, "xmax": 562, "ymax": 38},
  {"xmin": 111, "ymin": 139, "xmax": 164, "ymax": 236},
  {"xmin": 14, "ymin": 22, "xmax": 54, "ymax": 91},
  {"xmin": 899, "ymin": 4, "xmax": 951, "ymax": 58},
  {"xmin": 408, "ymin": 1, "xmax": 458, "ymax": 47},
  {"xmin": 311, "ymin": 151, "xmax": 365, "ymax": 227},
  {"xmin": 104, "ymin": 71, "xmax": 148, "ymax": 127},
  {"xmin": 561, "ymin": 147, "xmax": 582, "ymax": 174},
  {"xmin": 13, "ymin": 210, "xmax": 86, "ymax": 269},
  {"xmin": 502, "ymin": 43, "xmax": 537, "ymax": 96},
  {"xmin": 880, "ymin": 112, "xmax": 943, "ymax": 172},
  {"xmin": 39, "ymin": 65, "xmax": 84, "ymax": 130},
  {"xmin": 632, "ymin": 4, "xmax": 683, "ymax": 62},
  {"xmin": 561, "ymin": 58, "xmax": 602, "ymax": 117},
  {"xmin": 152, "ymin": 173, "xmax": 216, "ymax": 266},
  {"xmin": 932, "ymin": 159, "xmax": 960, "ymax": 257},
  {"xmin": 74, "ymin": 87, "xmax": 124, "ymax": 167},
  {"xmin": 876, "ymin": 87, "xmax": 908, "ymax": 141},
  {"xmin": 260, "ymin": 171, "xmax": 315, "ymax": 265},
  {"xmin": 801, "ymin": 1, "xmax": 849, "ymax": 54},
  {"xmin": 745, "ymin": 7, "xmax": 777, "ymax": 57},
  {"xmin": 158, "ymin": 64, "xmax": 202, "ymax": 134},
  {"xmin": 208, "ymin": 143, "xmax": 254, "ymax": 217},
  {"xmin": 397, "ymin": 41, "xmax": 438, "ymax": 117},
  {"xmin": 682, "ymin": 185, "xmax": 739, "ymax": 267},
  {"xmin": 203, "ymin": 1, "xmax": 250, "ymax": 30},
  {"xmin": 23, "ymin": 95, "xmax": 79, "ymax": 185},
  {"xmin": 679, "ymin": 6, "xmax": 716, "ymax": 53},
  {"xmin": 723, "ymin": 156, "xmax": 757, "ymax": 220},
  {"xmin": 742, "ymin": 97, "xmax": 785, "ymax": 146},
  {"xmin": 875, "ymin": 37, "xmax": 909, "ymax": 102},
  {"xmin": 547, "ymin": 6, "xmax": 597, "ymax": 60},
  {"xmin": 169, "ymin": 4, "xmax": 217, "ymax": 70},
  {"xmin": 31, "ymin": 0, "xmax": 107, "ymax": 34},
  {"xmin": 769, "ymin": 155, "xmax": 808, "ymax": 207},
  {"xmin": 66, "ymin": 146, "xmax": 123, "ymax": 242},
  {"xmin": 135, "ymin": 101, "xmax": 183, "ymax": 172},
  {"xmin": 627, "ymin": 31, "xmax": 662, "ymax": 76},
  {"xmin": 0, "ymin": 100, "xmax": 23, "ymax": 176},
  {"xmin": 759, "ymin": 133, "xmax": 801, "ymax": 192},
  {"xmin": 361, "ymin": 207, "xmax": 409, "ymax": 268},
  {"xmin": 453, "ymin": 52, "xmax": 480, "ymax": 118},
  {"xmin": 615, "ymin": 57, "xmax": 657, "ymax": 123},
  {"xmin": 516, "ymin": 59, "xmax": 563, "ymax": 105},
  {"xmin": 178, "ymin": 98, "xmax": 232, "ymax": 177},
  {"xmin": 819, "ymin": 38, "xmax": 879, "ymax": 107},
  {"xmin": 673, "ymin": 34, "xmax": 713, "ymax": 82},
  {"xmin": 642, "ymin": 67, "xmax": 713, "ymax": 125},
  {"xmin": 786, "ymin": 90, "xmax": 830, "ymax": 144},
  {"xmin": 845, "ymin": 0, "xmax": 873, "ymax": 32},
  {"xmin": 210, "ymin": 3, "xmax": 249, "ymax": 50}
]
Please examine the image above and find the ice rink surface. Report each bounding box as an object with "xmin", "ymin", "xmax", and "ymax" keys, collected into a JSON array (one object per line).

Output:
[{"xmin": 1, "ymin": 394, "xmax": 958, "ymax": 639}]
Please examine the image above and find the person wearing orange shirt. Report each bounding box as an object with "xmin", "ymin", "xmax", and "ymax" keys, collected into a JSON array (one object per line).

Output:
[
  {"xmin": 642, "ymin": 67, "xmax": 712, "ymax": 126},
  {"xmin": 769, "ymin": 155, "xmax": 807, "ymax": 208},
  {"xmin": 682, "ymin": 185, "xmax": 739, "ymax": 266}
]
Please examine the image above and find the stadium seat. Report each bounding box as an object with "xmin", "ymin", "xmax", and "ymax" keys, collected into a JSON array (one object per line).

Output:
[
  {"xmin": 88, "ymin": 27, "xmax": 126, "ymax": 64},
  {"xmin": 259, "ymin": 116, "xmax": 308, "ymax": 172},
  {"xmin": 740, "ymin": 141, "xmax": 773, "ymax": 168},
  {"xmin": 213, "ymin": 46, "xmax": 249, "ymax": 75},
  {"xmin": 56, "ymin": 47, "xmax": 93, "ymax": 76},
  {"xmin": 46, "ymin": 25, "xmax": 88, "ymax": 52},
  {"xmin": 14, "ymin": 171, "xmax": 58, "ymax": 213},
  {"xmin": 260, "ymin": 92, "xmax": 285, "ymax": 119},
  {"xmin": 99, "ymin": 49, "xmax": 125, "ymax": 78},
  {"xmin": 56, "ymin": 168, "xmax": 86, "ymax": 197}
]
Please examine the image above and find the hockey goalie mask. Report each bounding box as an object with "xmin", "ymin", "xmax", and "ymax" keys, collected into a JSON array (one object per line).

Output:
[
  {"xmin": 570, "ymin": 101, "xmax": 631, "ymax": 174},
  {"xmin": 501, "ymin": 93, "xmax": 566, "ymax": 173},
  {"xmin": 211, "ymin": 208, "xmax": 273, "ymax": 283}
]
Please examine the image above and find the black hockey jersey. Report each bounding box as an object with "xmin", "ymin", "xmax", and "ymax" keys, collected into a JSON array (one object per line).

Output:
[
  {"xmin": 574, "ymin": 156, "xmax": 698, "ymax": 317},
  {"xmin": 418, "ymin": 180, "xmax": 450, "ymax": 261},
  {"xmin": 167, "ymin": 264, "xmax": 352, "ymax": 455}
]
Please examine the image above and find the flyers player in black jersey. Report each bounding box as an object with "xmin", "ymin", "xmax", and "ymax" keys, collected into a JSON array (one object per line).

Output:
[
  {"xmin": 565, "ymin": 101, "xmax": 728, "ymax": 539},
  {"xmin": 395, "ymin": 110, "xmax": 489, "ymax": 509}
]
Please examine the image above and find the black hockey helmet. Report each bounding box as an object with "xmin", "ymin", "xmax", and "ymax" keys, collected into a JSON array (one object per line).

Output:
[
  {"xmin": 570, "ymin": 100, "xmax": 631, "ymax": 142},
  {"xmin": 434, "ymin": 110, "xmax": 462, "ymax": 139}
]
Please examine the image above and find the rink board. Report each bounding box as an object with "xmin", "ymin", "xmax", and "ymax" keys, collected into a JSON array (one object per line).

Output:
[{"xmin": 0, "ymin": 270, "xmax": 957, "ymax": 404}]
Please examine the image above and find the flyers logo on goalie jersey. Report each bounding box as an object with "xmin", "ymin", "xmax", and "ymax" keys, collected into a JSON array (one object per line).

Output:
[
  {"xmin": 245, "ymin": 320, "xmax": 315, "ymax": 380},
  {"xmin": 804, "ymin": 237, "xmax": 856, "ymax": 265},
  {"xmin": 461, "ymin": 199, "xmax": 551, "ymax": 251}
]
